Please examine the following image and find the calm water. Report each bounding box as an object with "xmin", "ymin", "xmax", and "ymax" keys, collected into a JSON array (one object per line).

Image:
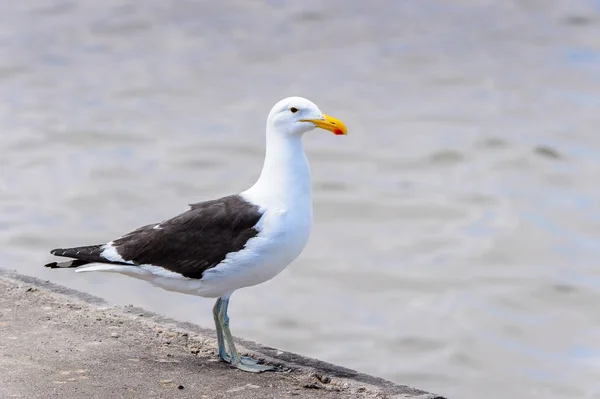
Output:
[{"xmin": 2, "ymin": 1, "xmax": 600, "ymax": 398}]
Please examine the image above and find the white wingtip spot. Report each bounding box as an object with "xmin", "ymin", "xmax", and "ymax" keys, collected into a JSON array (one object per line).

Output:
[{"xmin": 100, "ymin": 241, "xmax": 133, "ymax": 264}]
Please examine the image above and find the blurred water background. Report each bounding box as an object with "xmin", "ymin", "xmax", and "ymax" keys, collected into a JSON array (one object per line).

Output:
[{"xmin": 1, "ymin": 1, "xmax": 600, "ymax": 398}]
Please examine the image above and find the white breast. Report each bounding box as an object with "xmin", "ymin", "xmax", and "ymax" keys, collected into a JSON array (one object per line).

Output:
[{"xmin": 197, "ymin": 190, "xmax": 312, "ymax": 295}]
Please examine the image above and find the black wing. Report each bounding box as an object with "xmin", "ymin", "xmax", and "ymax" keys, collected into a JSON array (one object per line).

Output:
[{"xmin": 46, "ymin": 195, "xmax": 263, "ymax": 279}]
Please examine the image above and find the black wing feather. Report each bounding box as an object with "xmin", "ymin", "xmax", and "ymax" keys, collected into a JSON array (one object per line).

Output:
[
  {"xmin": 45, "ymin": 245, "xmax": 130, "ymax": 268},
  {"xmin": 46, "ymin": 195, "xmax": 263, "ymax": 279}
]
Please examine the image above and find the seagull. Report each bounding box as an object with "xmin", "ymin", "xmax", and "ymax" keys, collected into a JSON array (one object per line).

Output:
[{"xmin": 44, "ymin": 97, "xmax": 347, "ymax": 372}]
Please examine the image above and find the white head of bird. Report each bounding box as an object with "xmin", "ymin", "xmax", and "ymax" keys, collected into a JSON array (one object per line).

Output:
[{"xmin": 266, "ymin": 97, "xmax": 348, "ymax": 137}]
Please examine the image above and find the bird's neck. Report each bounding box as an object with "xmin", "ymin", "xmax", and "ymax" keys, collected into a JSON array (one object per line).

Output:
[{"xmin": 242, "ymin": 129, "xmax": 312, "ymax": 209}]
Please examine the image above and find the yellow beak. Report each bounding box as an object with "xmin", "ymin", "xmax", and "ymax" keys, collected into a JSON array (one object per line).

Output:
[{"xmin": 302, "ymin": 114, "xmax": 348, "ymax": 136}]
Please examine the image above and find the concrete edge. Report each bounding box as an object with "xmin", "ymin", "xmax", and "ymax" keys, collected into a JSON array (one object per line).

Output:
[{"xmin": 0, "ymin": 268, "xmax": 447, "ymax": 399}]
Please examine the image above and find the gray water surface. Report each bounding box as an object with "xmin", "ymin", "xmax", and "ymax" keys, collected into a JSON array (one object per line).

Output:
[{"xmin": 2, "ymin": 1, "xmax": 600, "ymax": 398}]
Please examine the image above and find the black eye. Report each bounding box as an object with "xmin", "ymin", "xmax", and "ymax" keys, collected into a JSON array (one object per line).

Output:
[{"xmin": 290, "ymin": 107, "xmax": 299, "ymax": 113}]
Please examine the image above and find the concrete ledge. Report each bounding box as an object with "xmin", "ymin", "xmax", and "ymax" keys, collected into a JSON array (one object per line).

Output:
[{"xmin": 0, "ymin": 268, "xmax": 446, "ymax": 398}]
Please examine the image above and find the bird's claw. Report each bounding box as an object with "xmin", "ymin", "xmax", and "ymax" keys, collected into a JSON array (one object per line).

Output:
[{"xmin": 220, "ymin": 352, "xmax": 274, "ymax": 372}]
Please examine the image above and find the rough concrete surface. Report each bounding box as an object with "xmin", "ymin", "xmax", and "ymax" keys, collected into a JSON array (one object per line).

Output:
[{"xmin": 0, "ymin": 269, "xmax": 445, "ymax": 399}]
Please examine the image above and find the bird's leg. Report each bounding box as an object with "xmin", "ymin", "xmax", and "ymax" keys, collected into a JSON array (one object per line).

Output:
[
  {"xmin": 213, "ymin": 296, "xmax": 247, "ymax": 363},
  {"xmin": 212, "ymin": 298, "xmax": 228, "ymax": 362},
  {"xmin": 217, "ymin": 296, "xmax": 274, "ymax": 373}
]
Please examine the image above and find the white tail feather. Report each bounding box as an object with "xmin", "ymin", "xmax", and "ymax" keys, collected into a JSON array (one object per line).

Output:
[{"xmin": 74, "ymin": 264, "xmax": 149, "ymax": 277}]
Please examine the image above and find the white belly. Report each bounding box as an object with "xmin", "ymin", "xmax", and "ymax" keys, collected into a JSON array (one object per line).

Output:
[{"xmin": 194, "ymin": 205, "xmax": 312, "ymax": 297}]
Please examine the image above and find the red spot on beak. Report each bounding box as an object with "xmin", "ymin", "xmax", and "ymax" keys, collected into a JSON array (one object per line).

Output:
[{"xmin": 333, "ymin": 128, "xmax": 344, "ymax": 135}]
